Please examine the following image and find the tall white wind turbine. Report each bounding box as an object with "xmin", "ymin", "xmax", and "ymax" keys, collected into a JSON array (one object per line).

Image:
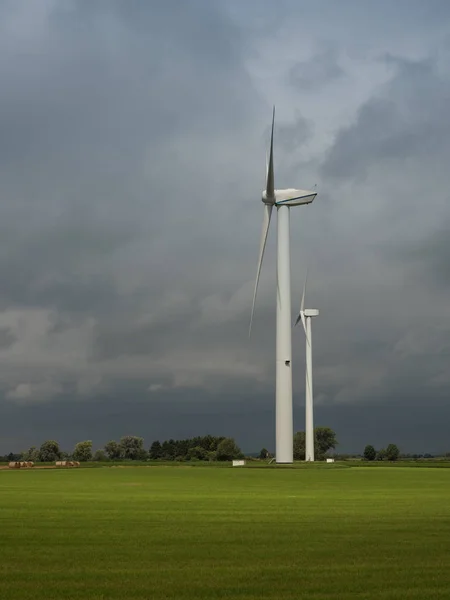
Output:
[
  {"xmin": 295, "ymin": 273, "xmax": 319, "ymax": 462},
  {"xmin": 249, "ymin": 107, "xmax": 317, "ymax": 464}
]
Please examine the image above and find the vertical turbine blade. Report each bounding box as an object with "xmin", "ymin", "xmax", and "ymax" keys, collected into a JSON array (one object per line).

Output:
[
  {"xmin": 249, "ymin": 204, "xmax": 273, "ymax": 337},
  {"xmin": 294, "ymin": 269, "xmax": 308, "ymax": 338},
  {"xmin": 266, "ymin": 106, "xmax": 275, "ymax": 199},
  {"xmin": 301, "ymin": 312, "xmax": 310, "ymax": 345},
  {"xmin": 301, "ymin": 268, "xmax": 308, "ymax": 313}
]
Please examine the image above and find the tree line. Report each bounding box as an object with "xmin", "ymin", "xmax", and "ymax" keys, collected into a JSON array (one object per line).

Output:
[
  {"xmin": 0, "ymin": 427, "xmax": 339, "ymax": 463},
  {"xmin": 363, "ymin": 444, "xmax": 400, "ymax": 461},
  {"xmin": 1, "ymin": 435, "xmax": 245, "ymax": 463}
]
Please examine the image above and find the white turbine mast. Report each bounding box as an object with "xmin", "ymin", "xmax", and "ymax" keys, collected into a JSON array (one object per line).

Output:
[
  {"xmin": 294, "ymin": 271, "xmax": 319, "ymax": 462},
  {"xmin": 249, "ymin": 107, "xmax": 317, "ymax": 464}
]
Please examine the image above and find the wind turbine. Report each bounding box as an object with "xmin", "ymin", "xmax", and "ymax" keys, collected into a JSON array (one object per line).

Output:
[
  {"xmin": 295, "ymin": 273, "xmax": 319, "ymax": 462},
  {"xmin": 249, "ymin": 107, "xmax": 317, "ymax": 464}
]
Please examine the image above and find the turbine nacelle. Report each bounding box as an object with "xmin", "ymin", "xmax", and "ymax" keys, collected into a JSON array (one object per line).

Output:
[
  {"xmin": 303, "ymin": 308, "xmax": 319, "ymax": 317},
  {"xmin": 274, "ymin": 189, "xmax": 317, "ymax": 207},
  {"xmin": 262, "ymin": 188, "xmax": 317, "ymax": 207}
]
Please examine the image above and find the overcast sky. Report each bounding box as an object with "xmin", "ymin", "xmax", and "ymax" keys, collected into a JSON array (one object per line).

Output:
[{"xmin": 1, "ymin": 0, "xmax": 450, "ymax": 455}]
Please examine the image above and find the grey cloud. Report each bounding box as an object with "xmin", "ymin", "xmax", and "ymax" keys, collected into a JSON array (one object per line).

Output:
[
  {"xmin": 383, "ymin": 220, "xmax": 450, "ymax": 288},
  {"xmin": 289, "ymin": 46, "xmax": 345, "ymax": 92},
  {"xmin": 274, "ymin": 113, "xmax": 313, "ymax": 153},
  {"xmin": 321, "ymin": 56, "xmax": 450, "ymax": 180},
  {"xmin": 0, "ymin": 327, "xmax": 15, "ymax": 349},
  {"xmin": 0, "ymin": 223, "xmax": 132, "ymax": 312},
  {"xmin": 92, "ymin": 306, "xmax": 200, "ymax": 361}
]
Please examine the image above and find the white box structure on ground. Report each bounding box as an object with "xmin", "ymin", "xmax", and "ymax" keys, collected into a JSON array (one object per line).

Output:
[
  {"xmin": 232, "ymin": 460, "xmax": 246, "ymax": 467},
  {"xmin": 326, "ymin": 458, "xmax": 335, "ymax": 463}
]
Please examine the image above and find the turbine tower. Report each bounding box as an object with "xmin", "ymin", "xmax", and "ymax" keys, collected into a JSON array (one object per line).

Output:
[
  {"xmin": 295, "ymin": 274, "xmax": 319, "ymax": 462},
  {"xmin": 249, "ymin": 107, "xmax": 317, "ymax": 464}
]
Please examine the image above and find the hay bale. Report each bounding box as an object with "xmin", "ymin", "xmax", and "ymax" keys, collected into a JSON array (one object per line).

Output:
[
  {"xmin": 73, "ymin": 461, "xmax": 80, "ymax": 467},
  {"xmin": 55, "ymin": 461, "xmax": 66, "ymax": 467},
  {"xmin": 27, "ymin": 461, "xmax": 34, "ymax": 467},
  {"xmin": 9, "ymin": 462, "xmax": 20, "ymax": 469}
]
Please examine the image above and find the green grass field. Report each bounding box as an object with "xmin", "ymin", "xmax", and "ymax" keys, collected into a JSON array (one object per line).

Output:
[{"xmin": 1, "ymin": 465, "xmax": 450, "ymax": 599}]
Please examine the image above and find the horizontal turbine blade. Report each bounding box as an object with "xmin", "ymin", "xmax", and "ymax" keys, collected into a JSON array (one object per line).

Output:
[{"xmin": 249, "ymin": 204, "xmax": 273, "ymax": 337}]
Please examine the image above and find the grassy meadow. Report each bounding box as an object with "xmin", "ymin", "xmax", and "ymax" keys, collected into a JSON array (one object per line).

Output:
[{"xmin": 1, "ymin": 464, "xmax": 450, "ymax": 599}]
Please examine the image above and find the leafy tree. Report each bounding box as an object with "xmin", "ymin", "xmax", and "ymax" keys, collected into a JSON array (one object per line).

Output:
[
  {"xmin": 73, "ymin": 440, "xmax": 93, "ymax": 462},
  {"xmin": 259, "ymin": 448, "xmax": 269, "ymax": 459},
  {"xmin": 293, "ymin": 431, "xmax": 305, "ymax": 460},
  {"xmin": 149, "ymin": 440, "xmax": 162, "ymax": 460},
  {"xmin": 93, "ymin": 449, "xmax": 108, "ymax": 461},
  {"xmin": 104, "ymin": 440, "xmax": 121, "ymax": 460},
  {"xmin": 147, "ymin": 435, "xmax": 227, "ymax": 460},
  {"xmin": 216, "ymin": 438, "xmax": 243, "ymax": 461},
  {"xmin": 376, "ymin": 448, "xmax": 386, "ymax": 461},
  {"xmin": 188, "ymin": 446, "xmax": 207, "ymax": 460},
  {"xmin": 161, "ymin": 440, "xmax": 176, "ymax": 460},
  {"xmin": 39, "ymin": 440, "xmax": 61, "ymax": 462},
  {"xmin": 7, "ymin": 452, "xmax": 21, "ymax": 462},
  {"xmin": 206, "ymin": 450, "xmax": 217, "ymax": 462},
  {"xmin": 363, "ymin": 444, "xmax": 376, "ymax": 461},
  {"xmin": 201, "ymin": 435, "xmax": 220, "ymax": 452},
  {"xmin": 119, "ymin": 436, "xmax": 146, "ymax": 460},
  {"xmin": 22, "ymin": 446, "xmax": 40, "ymax": 462},
  {"xmin": 315, "ymin": 427, "xmax": 338, "ymax": 458},
  {"xmin": 385, "ymin": 443, "xmax": 400, "ymax": 462},
  {"xmin": 293, "ymin": 427, "xmax": 338, "ymax": 460}
]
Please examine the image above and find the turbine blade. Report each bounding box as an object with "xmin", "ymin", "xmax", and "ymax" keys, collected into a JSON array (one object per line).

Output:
[
  {"xmin": 266, "ymin": 106, "xmax": 275, "ymax": 199},
  {"xmin": 301, "ymin": 269, "xmax": 308, "ymax": 313},
  {"xmin": 302, "ymin": 312, "xmax": 310, "ymax": 346},
  {"xmin": 249, "ymin": 204, "xmax": 273, "ymax": 337},
  {"xmin": 294, "ymin": 269, "xmax": 308, "ymax": 330}
]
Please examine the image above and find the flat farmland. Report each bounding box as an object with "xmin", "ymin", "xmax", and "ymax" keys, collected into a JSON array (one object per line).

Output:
[{"xmin": 1, "ymin": 465, "xmax": 450, "ymax": 599}]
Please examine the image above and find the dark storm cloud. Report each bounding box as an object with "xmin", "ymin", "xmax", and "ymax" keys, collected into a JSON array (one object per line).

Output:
[
  {"xmin": 0, "ymin": 0, "xmax": 265, "ymax": 327},
  {"xmin": 0, "ymin": 0, "xmax": 269, "ymax": 417},
  {"xmin": 1, "ymin": 0, "xmax": 450, "ymax": 455},
  {"xmin": 2, "ymin": 383, "xmax": 449, "ymax": 455}
]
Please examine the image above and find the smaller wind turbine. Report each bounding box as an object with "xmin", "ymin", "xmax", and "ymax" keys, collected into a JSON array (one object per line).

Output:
[{"xmin": 295, "ymin": 272, "xmax": 319, "ymax": 462}]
